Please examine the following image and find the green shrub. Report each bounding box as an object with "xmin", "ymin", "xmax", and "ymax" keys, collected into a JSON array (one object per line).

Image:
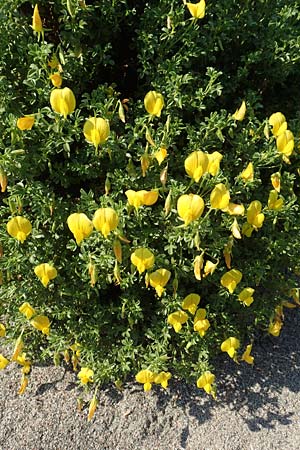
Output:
[{"xmin": 0, "ymin": 0, "xmax": 299, "ymax": 417}]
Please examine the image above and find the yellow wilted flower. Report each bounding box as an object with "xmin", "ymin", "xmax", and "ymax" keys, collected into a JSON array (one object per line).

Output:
[
  {"xmin": 238, "ymin": 287, "xmax": 255, "ymax": 306},
  {"xmin": 34, "ymin": 263, "xmax": 57, "ymax": 287},
  {"xmin": 182, "ymin": 293, "xmax": 200, "ymax": 315},
  {"xmin": 11, "ymin": 336, "xmax": 24, "ymax": 361},
  {"xmin": 7, "ymin": 216, "xmax": 32, "ymax": 243},
  {"xmin": 197, "ymin": 371, "xmax": 216, "ymax": 398},
  {"xmin": 231, "ymin": 218, "xmax": 242, "ymax": 239},
  {"xmin": 221, "ymin": 337, "xmax": 240, "ymax": 359},
  {"xmin": 144, "ymin": 91, "xmax": 164, "ymax": 117},
  {"xmin": 224, "ymin": 203, "xmax": 245, "ymax": 216},
  {"xmin": 17, "ymin": 116, "xmax": 35, "ymax": 130},
  {"xmin": 30, "ymin": 315, "xmax": 50, "ymax": 335},
  {"xmin": 276, "ymin": 130, "xmax": 294, "ymax": 157},
  {"xmin": 78, "ymin": 367, "xmax": 94, "ymax": 384},
  {"xmin": 194, "ymin": 252, "xmax": 205, "ymax": 280},
  {"xmin": 18, "ymin": 374, "xmax": 29, "ymax": 395},
  {"xmin": 184, "ymin": 151, "xmax": 209, "ymax": 182},
  {"xmin": 50, "ymin": 87, "xmax": 76, "ymax": 118},
  {"xmin": 154, "ymin": 147, "xmax": 168, "ymax": 165},
  {"xmin": 149, "ymin": 268, "xmax": 171, "ymax": 297},
  {"xmin": 67, "ymin": 212, "xmax": 93, "ymax": 245},
  {"xmin": 269, "ymin": 112, "xmax": 287, "ymax": 137},
  {"xmin": 87, "ymin": 394, "xmax": 98, "ymax": 421},
  {"xmin": 113, "ymin": 239, "xmax": 122, "ymax": 263},
  {"xmin": 207, "ymin": 151, "xmax": 223, "ymax": 176},
  {"xmin": 0, "ymin": 324, "xmax": 5, "ymax": 338},
  {"xmin": 16, "ymin": 353, "xmax": 31, "ymax": 374},
  {"xmin": 32, "ymin": 4, "xmax": 43, "ymax": 33},
  {"xmin": 50, "ymin": 72, "xmax": 62, "ymax": 88},
  {"xmin": 268, "ymin": 190, "xmax": 283, "ymax": 210},
  {"xmin": 167, "ymin": 310, "xmax": 189, "ymax": 333},
  {"xmin": 0, "ymin": 354, "xmax": 9, "ymax": 370},
  {"xmin": 19, "ymin": 302, "xmax": 36, "ymax": 320},
  {"xmin": 271, "ymin": 172, "xmax": 281, "ymax": 192},
  {"xmin": 268, "ymin": 319, "xmax": 282, "ymax": 337},
  {"xmin": 136, "ymin": 369, "xmax": 155, "ymax": 391},
  {"xmin": 141, "ymin": 153, "xmax": 150, "ymax": 177},
  {"xmin": 210, "ymin": 183, "xmax": 230, "ymax": 209},
  {"xmin": 232, "ymin": 100, "xmax": 246, "ymax": 121},
  {"xmin": 221, "ymin": 269, "xmax": 242, "ymax": 294},
  {"xmin": 93, "ymin": 207, "xmax": 119, "ymax": 238},
  {"xmin": 83, "ymin": 117, "xmax": 110, "ymax": 149},
  {"xmin": 186, "ymin": 0, "xmax": 206, "ymax": 19},
  {"xmin": 193, "ymin": 308, "xmax": 210, "ymax": 337},
  {"xmin": 203, "ymin": 260, "xmax": 218, "ymax": 277},
  {"xmin": 241, "ymin": 344, "xmax": 254, "ymax": 364},
  {"xmin": 131, "ymin": 248, "xmax": 155, "ymax": 274},
  {"xmin": 177, "ymin": 193, "xmax": 205, "ymax": 226},
  {"xmin": 247, "ymin": 200, "xmax": 264, "ymax": 229},
  {"xmin": 240, "ymin": 162, "xmax": 254, "ymax": 182},
  {"xmin": 154, "ymin": 371, "xmax": 172, "ymax": 389},
  {"xmin": 0, "ymin": 167, "xmax": 8, "ymax": 192}
]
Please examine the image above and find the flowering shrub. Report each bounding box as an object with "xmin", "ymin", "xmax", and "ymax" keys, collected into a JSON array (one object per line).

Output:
[{"xmin": 0, "ymin": 0, "xmax": 300, "ymax": 419}]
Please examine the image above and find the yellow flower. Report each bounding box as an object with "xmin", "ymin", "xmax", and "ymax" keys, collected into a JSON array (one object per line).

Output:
[
  {"xmin": 182, "ymin": 293, "xmax": 200, "ymax": 315},
  {"xmin": 11, "ymin": 336, "xmax": 24, "ymax": 361},
  {"xmin": 241, "ymin": 344, "xmax": 254, "ymax": 364},
  {"xmin": 83, "ymin": 117, "xmax": 110, "ymax": 149},
  {"xmin": 210, "ymin": 183, "xmax": 230, "ymax": 209},
  {"xmin": 131, "ymin": 248, "xmax": 155, "ymax": 274},
  {"xmin": 207, "ymin": 151, "xmax": 223, "ymax": 176},
  {"xmin": 247, "ymin": 200, "xmax": 264, "ymax": 229},
  {"xmin": 154, "ymin": 371, "xmax": 172, "ymax": 389},
  {"xmin": 7, "ymin": 216, "xmax": 32, "ymax": 243},
  {"xmin": 231, "ymin": 218, "xmax": 242, "ymax": 239},
  {"xmin": 238, "ymin": 287, "xmax": 255, "ymax": 307},
  {"xmin": 242, "ymin": 222, "xmax": 254, "ymax": 238},
  {"xmin": 221, "ymin": 337, "xmax": 240, "ymax": 359},
  {"xmin": 50, "ymin": 87, "xmax": 76, "ymax": 118},
  {"xmin": 240, "ymin": 162, "xmax": 254, "ymax": 182},
  {"xmin": 19, "ymin": 302, "xmax": 36, "ymax": 319},
  {"xmin": 186, "ymin": 0, "xmax": 206, "ymax": 19},
  {"xmin": 197, "ymin": 371, "xmax": 216, "ymax": 397},
  {"xmin": 32, "ymin": 4, "xmax": 43, "ymax": 33},
  {"xmin": 232, "ymin": 100, "xmax": 246, "ymax": 121},
  {"xmin": 0, "ymin": 324, "xmax": 6, "ymax": 337},
  {"xmin": 269, "ymin": 112, "xmax": 287, "ymax": 137},
  {"xmin": 193, "ymin": 308, "xmax": 210, "ymax": 337},
  {"xmin": 125, "ymin": 190, "xmax": 159, "ymax": 208},
  {"xmin": 67, "ymin": 212, "xmax": 93, "ymax": 245},
  {"xmin": 135, "ymin": 369, "xmax": 155, "ymax": 391},
  {"xmin": 276, "ymin": 130, "xmax": 294, "ymax": 157},
  {"xmin": 221, "ymin": 269, "xmax": 242, "ymax": 294},
  {"xmin": 149, "ymin": 268, "xmax": 171, "ymax": 297},
  {"xmin": 30, "ymin": 315, "xmax": 50, "ymax": 335},
  {"xmin": 268, "ymin": 319, "xmax": 282, "ymax": 337},
  {"xmin": 78, "ymin": 367, "xmax": 94, "ymax": 384},
  {"xmin": 87, "ymin": 394, "xmax": 98, "ymax": 421},
  {"xmin": 154, "ymin": 147, "xmax": 168, "ymax": 165},
  {"xmin": 268, "ymin": 190, "xmax": 283, "ymax": 210},
  {"xmin": 92, "ymin": 207, "xmax": 119, "ymax": 238},
  {"xmin": 144, "ymin": 91, "xmax": 164, "ymax": 117},
  {"xmin": 16, "ymin": 353, "xmax": 31, "ymax": 374},
  {"xmin": 177, "ymin": 193, "xmax": 205, "ymax": 226},
  {"xmin": 17, "ymin": 116, "xmax": 35, "ymax": 130},
  {"xmin": 34, "ymin": 263, "xmax": 57, "ymax": 287},
  {"xmin": 50, "ymin": 72, "xmax": 62, "ymax": 88},
  {"xmin": 184, "ymin": 151, "xmax": 209, "ymax": 182},
  {"xmin": 271, "ymin": 172, "xmax": 281, "ymax": 192},
  {"xmin": 167, "ymin": 310, "xmax": 189, "ymax": 332},
  {"xmin": 0, "ymin": 354, "xmax": 9, "ymax": 370}
]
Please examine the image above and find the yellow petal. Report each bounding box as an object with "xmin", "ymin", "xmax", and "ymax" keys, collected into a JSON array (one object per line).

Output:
[{"xmin": 233, "ymin": 100, "xmax": 246, "ymax": 121}]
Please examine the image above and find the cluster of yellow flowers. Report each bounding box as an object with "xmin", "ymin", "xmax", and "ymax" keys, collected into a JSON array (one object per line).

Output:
[
  {"xmin": 268, "ymin": 112, "xmax": 294, "ymax": 162},
  {"xmin": 135, "ymin": 369, "xmax": 172, "ymax": 391}
]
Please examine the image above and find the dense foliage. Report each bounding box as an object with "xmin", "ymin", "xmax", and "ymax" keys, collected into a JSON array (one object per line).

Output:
[{"xmin": 0, "ymin": 0, "xmax": 300, "ymax": 417}]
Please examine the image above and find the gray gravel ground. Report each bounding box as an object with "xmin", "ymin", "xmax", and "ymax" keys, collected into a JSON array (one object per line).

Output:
[{"xmin": 1, "ymin": 309, "xmax": 300, "ymax": 450}]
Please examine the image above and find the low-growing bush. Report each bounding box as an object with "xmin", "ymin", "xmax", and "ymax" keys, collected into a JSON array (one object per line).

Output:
[{"xmin": 0, "ymin": 0, "xmax": 300, "ymax": 418}]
